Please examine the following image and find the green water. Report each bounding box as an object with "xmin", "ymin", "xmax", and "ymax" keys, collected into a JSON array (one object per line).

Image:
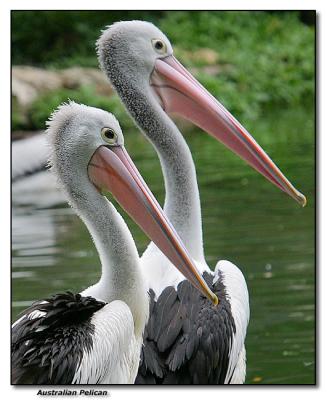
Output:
[{"xmin": 12, "ymin": 106, "xmax": 315, "ymax": 384}]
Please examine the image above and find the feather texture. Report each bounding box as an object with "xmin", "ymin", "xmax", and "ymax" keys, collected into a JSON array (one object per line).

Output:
[
  {"xmin": 12, "ymin": 292, "xmax": 105, "ymax": 384},
  {"xmin": 136, "ymin": 270, "xmax": 246, "ymax": 384}
]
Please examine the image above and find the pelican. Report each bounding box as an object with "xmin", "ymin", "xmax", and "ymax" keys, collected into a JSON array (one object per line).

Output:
[
  {"xmin": 11, "ymin": 102, "xmax": 217, "ymax": 384},
  {"xmin": 12, "ymin": 133, "xmax": 48, "ymax": 181},
  {"xmin": 97, "ymin": 21, "xmax": 306, "ymax": 384},
  {"xmin": 12, "ymin": 133, "xmax": 66, "ymax": 208}
]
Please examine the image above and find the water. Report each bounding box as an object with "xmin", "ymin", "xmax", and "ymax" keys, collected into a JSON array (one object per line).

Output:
[{"xmin": 12, "ymin": 107, "xmax": 315, "ymax": 384}]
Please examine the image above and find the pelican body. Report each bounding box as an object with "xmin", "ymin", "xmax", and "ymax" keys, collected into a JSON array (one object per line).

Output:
[
  {"xmin": 11, "ymin": 102, "xmax": 216, "ymax": 384},
  {"xmin": 97, "ymin": 21, "xmax": 306, "ymax": 384}
]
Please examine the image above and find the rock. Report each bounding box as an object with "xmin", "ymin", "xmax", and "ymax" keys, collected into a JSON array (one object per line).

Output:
[
  {"xmin": 12, "ymin": 66, "xmax": 63, "ymax": 108},
  {"xmin": 60, "ymin": 67, "xmax": 112, "ymax": 95},
  {"xmin": 12, "ymin": 65, "xmax": 113, "ymax": 109},
  {"xmin": 13, "ymin": 66, "xmax": 62, "ymax": 92},
  {"xmin": 12, "ymin": 77, "xmax": 39, "ymax": 107}
]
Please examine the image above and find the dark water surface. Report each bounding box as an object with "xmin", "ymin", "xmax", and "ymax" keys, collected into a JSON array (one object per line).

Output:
[{"xmin": 12, "ymin": 107, "xmax": 315, "ymax": 384}]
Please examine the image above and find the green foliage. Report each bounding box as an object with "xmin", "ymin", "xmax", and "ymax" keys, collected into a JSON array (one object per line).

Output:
[
  {"xmin": 25, "ymin": 86, "xmax": 134, "ymax": 132},
  {"xmin": 160, "ymin": 11, "xmax": 315, "ymax": 119},
  {"xmin": 12, "ymin": 11, "xmax": 164, "ymax": 68},
  {"xmin": 12, "ymin": 11, "xmax": 315, "ymax": 130},
  {"xmin": 12, "ymin": 96, "xmax": 27, "ymax": 130}
]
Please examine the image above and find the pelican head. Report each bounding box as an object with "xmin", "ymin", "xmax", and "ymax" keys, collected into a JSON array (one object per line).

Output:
[
  {"xmin": 46, "ymin": 101, "xmax": 218, "ymax": 305},
  {"xmin": 98, "ymin": 21, "xmax": 306, "ymax": 207},
  {"xmin": 97, "ymin": 20, "xmax": 173, "ymax": 88},
  {"xmin": 47, "ymin": 102, "xmax": 124, "ymax": 199}
]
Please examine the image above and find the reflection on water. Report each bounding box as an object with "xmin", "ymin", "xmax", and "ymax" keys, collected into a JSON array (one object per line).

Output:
[{"xmin": 12, "ymin": 108, "xmax": 315, "ymax": 384}]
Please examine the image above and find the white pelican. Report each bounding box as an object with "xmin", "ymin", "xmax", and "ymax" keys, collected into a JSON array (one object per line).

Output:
[
  {"xmin": 97, "ymin": 21, "xmax": 306, "ymax": 384},
  {"xmin": 11, "ymin": 102, "xmax": 217, "ymax": 384},
  {"xmin": 12, "ymin": 133, "xmax": 48, "ymax": 181},
  {"xmin": 12, "ymin": 134, "xmax": 64, "ymax": 208}
]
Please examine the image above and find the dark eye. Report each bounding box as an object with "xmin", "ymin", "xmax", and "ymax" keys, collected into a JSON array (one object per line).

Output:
[
  {"xmin": 152, "ymin": 39, "xmax": 167, "ymax": 54},
  {"xmin": 101, "ymin": 127, "xmax": 117, "ymax": 144},
  {"xmin": 104, "ymin": 129, "xmax": 115, "ymax": 139},
  {"xmin": 154, "ymin": 41, "xmax": 163, "ymax": 50}
]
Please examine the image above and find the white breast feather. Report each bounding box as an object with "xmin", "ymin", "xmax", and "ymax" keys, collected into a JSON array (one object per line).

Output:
[
  {"xmin": 141, "ymin": 242, "xmax": 210, "ymax": 297},
  {"xmin": 214, "ymin": 260, "xmax": 250, "ymax": 384},
  {"xmin": 72, "ymin": 300, "xmax": 141, "ymax": 384}
]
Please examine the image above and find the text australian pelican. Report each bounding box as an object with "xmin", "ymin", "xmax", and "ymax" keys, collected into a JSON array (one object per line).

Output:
[
  {"xmin": 97, "ymin": 21, "xmax": 306, "ymax": 384},
  {"xmin": 11, "ymin": 102, "xmax": 217, "ymax": 384}
]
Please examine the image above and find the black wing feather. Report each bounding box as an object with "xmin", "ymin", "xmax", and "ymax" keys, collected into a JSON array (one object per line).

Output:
[
  {"xmin": 12, "ymin": 291, "xmax": 105, "ymax": 384},
  {"xmin": 135, "ymin": 271, "xmax": 236, "ymax": 384}
]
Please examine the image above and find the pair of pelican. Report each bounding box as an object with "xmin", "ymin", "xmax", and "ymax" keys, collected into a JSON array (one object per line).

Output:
[{"xmin": 12, "ymin": 21, "xmax": 305, "ymax": 384}]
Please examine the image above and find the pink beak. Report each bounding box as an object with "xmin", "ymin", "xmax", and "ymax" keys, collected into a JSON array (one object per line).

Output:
[
  {"xmin": 88, "ymin": 145, "xmax": 218, "ymax": 305},
  {"xmin": 151, "ymin": 55, "xmax": 306, "ymax": 207}
]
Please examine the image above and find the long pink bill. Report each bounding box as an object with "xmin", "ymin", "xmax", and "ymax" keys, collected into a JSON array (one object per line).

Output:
[
  {"xmin": 88, "ymin": 145, "xmax": 218, "ymax": 305},
  {"xmin": 151, "ymin": 55, "xmax": 306, "ymax": 207}
]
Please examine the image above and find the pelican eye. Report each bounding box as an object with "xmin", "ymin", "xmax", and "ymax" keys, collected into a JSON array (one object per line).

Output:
[
  {"xmin": 152, "ymin": 39, "xmax": 167, "ymax": 54},
  {"xmin": 101, "ymin": 127, "xmax": 118, "ymax": 145}
]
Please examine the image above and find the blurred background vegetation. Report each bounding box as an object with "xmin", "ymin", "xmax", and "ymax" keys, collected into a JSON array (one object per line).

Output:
[
  {"xmin": 12, "ymin": 10, "xmax": 315, "ymax": 132},
  {"xmin": 11, "ymin": 11, "xmax": 316, "ymax": 384}
]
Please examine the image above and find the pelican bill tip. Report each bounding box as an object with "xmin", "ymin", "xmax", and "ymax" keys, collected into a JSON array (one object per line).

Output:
[
  {"xmin": 211, "ymin": 293, "xmax": 219, "ymax": 306},
  {"xmin": 297, "ymin": 192, "xmax": 307, "ymax": 207}
]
